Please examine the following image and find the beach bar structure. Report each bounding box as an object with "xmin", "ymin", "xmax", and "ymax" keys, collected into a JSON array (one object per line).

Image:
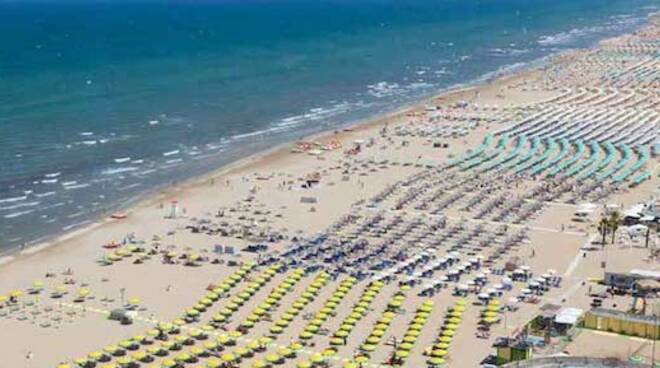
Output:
[
  {"xmin": 582, "ymin": 308, "xmax": 660, "ymax": 340},
  {"xmin": 493, "ymin": 337, "xmax": 534, "ymax": 365}
]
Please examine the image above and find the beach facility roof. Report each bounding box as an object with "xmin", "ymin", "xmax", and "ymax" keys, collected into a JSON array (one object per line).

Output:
[
  {"xmin": 629, "ymin": 269, "xmax": 660, "ymax": 281},
  {"xmin": 554, "ymin": 307, "xmax": 584, "ymax": 325}
]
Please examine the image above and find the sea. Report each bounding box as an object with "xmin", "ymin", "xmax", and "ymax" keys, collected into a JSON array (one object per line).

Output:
[{"xmin": 0, "ymin": 0, "xmax": 658, "ymax": 253}]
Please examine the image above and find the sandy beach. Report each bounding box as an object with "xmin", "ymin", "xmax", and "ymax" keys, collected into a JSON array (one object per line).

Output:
[{"xmin": 1, "ymin": 15, "xmax": 659, "ymax": 368}]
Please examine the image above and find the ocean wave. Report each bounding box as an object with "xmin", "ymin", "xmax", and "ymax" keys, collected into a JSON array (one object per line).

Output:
[
  {"xmin": 117, "ymin": 183, "xmax": 141, "ymax": 191},
  {"xmin": 41, "ymin": 178, "xmax": 59, "ymax": 184},
  {"xmin": 44, "ymin": 172, "xmax": 61, "ymax": 178},
  {"xmin": 34, "ymin": 191, "xmax": 56, "ymax": 198},
  {"xmin": 489, "ymin": 48, "xmax": 531, "ymax": 56},
  {"xmin": 0, "ymin": 201, "xmax": 40, "ymax": 211},
  {"xmin": 274, "ymin": 102, "xmax": 358, "ymax": 129},
  {"xmin": 538, "ymin": 13, "xmax": 645, "ymax": 47},
  {"xmin": 4, "ymin": 209, "xmax": 35, "ymax": 219},
  {"xmin": 101, "ymin": 167, "xmax": 139, "ymax": 175},
  {"xmin": 0, "ymin": 195, "xmax": 27, "ymax": 204},
  {"xmin": 114, "ymin": 157, "xmax": 131, "ymax": 163},
  {"xmin": 64, "ymin": 183, "xmax": 91, "ymax": 190},
  {"xmin": 367, "ymin": 81, "xmax": 401, "ymax": 98},
  {"xmin": 62, "ymin": 220, "xmax": 91, "ymax": 231},
  {"xmin": 163, "ymin": 149, "xmax": 180, "ymax": 156}
]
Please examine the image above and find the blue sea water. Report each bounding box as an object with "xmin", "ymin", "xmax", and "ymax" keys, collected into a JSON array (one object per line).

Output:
[{"xmin": 0, "ymin": 0, "xmax": 658, "ymax": 252}]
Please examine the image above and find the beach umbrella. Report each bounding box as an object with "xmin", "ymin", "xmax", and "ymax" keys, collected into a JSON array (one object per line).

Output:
[
  {"xmin": 221, "ymin": 353, "xmax": 235, "ymax": 363},
  {"xmin": 297, "ymin": 361, "xmax": 312, "ymax": 368},
  {"xmin": 434, "ymin": 342, "xmax": 450, "ymax": 349},
  {"xmin": 203, "ymin": 341, "xmax": 218, "ymax": 351},
  {"xmin": 88, "ymin": 351, "xmax": 104, "ymax": 361},
  {"xmin": 448, "ymin": 317, "xmax": 461, "ymax": 324},
  {"xmin": 431, "ymin": 349, "xmax": 447, "ymax": 357},
  {"xmin": 406, "ymin": 329, "xmax": 421, "ymax": 337},
  {"xmin": 441, "ymin": 330, "xmax": 454, "ymax": 337},
  {"xmin": 117, "ymin": 356, "xmax": 133, "ymax": 366},
  {"xmin": 355, "ymin": 356, "xmax": 369, "ymax": 364},
  {"xmin": 9, "ymin": 290, "xmax": 23, "ymax": 298},
  {"xmin": 191, "ymin": 347, "xmax": 205, "ymax": 356},
  {"xmin": 270, "ymin": 325, "xmax": 283, "ymax": 334},
  {"xmin": 234, "ymin": 347, "xmax": 250, "ymax": 357},
  {"xmin": 439, "ymin": 336, "xmax": 452, "ymax": 343},
  {"xmin": 361, "ymin": 344, "xmax": 376, "ymax": 352},
  {"xmin": 330, "ymin": 337, "xmax": 344, "ymax": 346},
  {"xmin": 395, "ymin": 350, "xmax": 409, "ymax": 359},
  {"xmin": 402, "ymin": 335, "xmax": 417, "ymax": 343},
  {"xmin": 206, "ymin": 358, "xmax": 221, "ymax": 368},
  {"xmin": 103, "ymin": 345, "xmax": 118, "ymax": 355},
  {"xmin": 56, "ymin": 364, "xmax": 71, "ymax": 368},
  {"xmin": 453, "ymin": 305, "xmax": 466, "ymax": 312},
  {"xmin": 343, "ymin": 363, "xmax": 358, "ymax": 368},
  {"xmin": 366, "ymin": 336, "xmax": 380, "ymax": 344},
  {"xmin": 252, "ymin": 360, "xmax": 266, "ymax": 368},
  {"xmin": 229, "ymin": 331, "xmax": 242, "ymax": 338},
  {"xmin": 483, "ymin": 316, "xmax": 498, "ymax": 324},
  {"xmin": 444, "ymin": 323, "xmax": 458, "ymax": 331},
  {"xmin": 399, "ymin": 342, "xmax": 414, "ymax": 351},
  {"xmin": 310, "ymin": 353, "xmax": 324, "ymax": 364},
  {"xmin": 455, "ymin": 299, "xmax": 466, "ymax": 306},
  {"xmin": 409, "ymin": 323, "xmax": 424, "ymax": 331},
  {"xmin": 161, "ymin": 359, "xmax": 176, "ymax": 368},
  {"xmin": 174, "ymin": 353, "xmax": 191, "ymax": 362},
  {"xmin": 299, "ymin": 331, "xmax": 314, "ymax": 340},
  {"xmin": 428, "ymin": 357, "xmax": 446, "ymax": 366},
  {"xmin": 265, "ymin": 353, "xmax": 281, "ymax": 364},
  {"xmin": 131, "ymin": 351, "xmax": 147, "ymax": 361},
  {"xmin": 0, "ymin": 295, "xmax": 7, "ymax": 303}
]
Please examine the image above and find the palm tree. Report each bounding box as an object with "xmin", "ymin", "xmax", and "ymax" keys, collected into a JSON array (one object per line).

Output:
[
  {"xmin": 598, "ymin": 217, "xmax": 609, "ymax": 248},
  {"xmin": 608, "ymin": 211, "xmax": 621, "ymax": 244}
]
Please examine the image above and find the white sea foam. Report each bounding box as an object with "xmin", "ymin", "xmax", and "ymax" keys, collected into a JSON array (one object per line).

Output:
[
  {"xmin": 62, "ymin": 220, "xmax": 91, "ymax": 231},
  {"xmin": 44, "ymin": 172, "xmax": 61, "ymax": 178},
  {"xmin": 4, "ymin": 209, "xmax": 35, "ymax": 219},
  {"xmin": 34, "ymin": 191, "xmax": 56, "ymax": 198},
  {"xmin": 102, "ymin": 167, "xmax": 139, "ymax": 175},
  {"xmin": 64, "ymin": 183, "xmax": 91, "ymax": 190},
  {"xmin": 0, "ymin": 201, "xmax": 40, "ymax": 211},
  {"xmin": 114, "ymin": 157, "xmax": 131, "ymax": 163},
  {"xmin": 0, "ymin": 195, "xmax": 27, "ymax": 204},
  {"xmin": 41, "ymin": 178, "xmax": 59, "ymax": 184},
  {"xmin": 79, "ymin": 132, "xmax": 94, "ymax": 136},
  {"xmin": 163, "ymin": 149, "xmax": 180, "ymax": 156}
]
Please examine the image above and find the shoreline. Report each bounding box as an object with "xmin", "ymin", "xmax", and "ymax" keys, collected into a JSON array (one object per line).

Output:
[
  {"xmin": 0, "ymin": 68, "xmax": 534, "ymax": 267},
  {"xmin": 0, "ymin": 14, "xmax": 652, "ymax": 267}
]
